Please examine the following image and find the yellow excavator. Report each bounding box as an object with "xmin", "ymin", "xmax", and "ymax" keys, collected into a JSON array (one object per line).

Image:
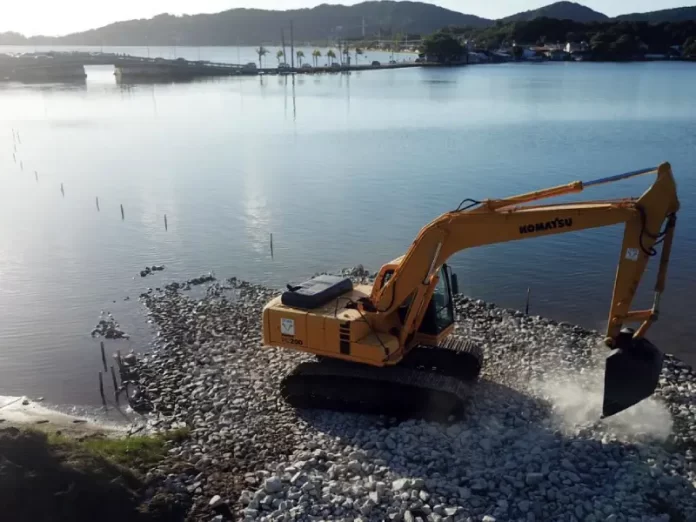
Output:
[{"xmin": 262, "ymin": 162, "xmax": 679, "ymax": 421}]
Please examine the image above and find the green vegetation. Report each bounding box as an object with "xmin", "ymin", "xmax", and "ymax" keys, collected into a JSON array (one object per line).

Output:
[
  {"xmin": 296, "ymin": 50, "xmax": 305, "ymax": 66},
  {"xmin": 327, "ymin": 49, "xmax": 337, "ymax": 65},
  {"xmin": 256, "ymin": 46, "xmax": 268, "ymax": 68},
  {"xmin": 454, "ymin": 18, "xmax": 696, "ymax": 59},
  {"xmin": 616, "ymin": 7, "xmax": 696, "ymax": 23},
  {"xmin": 0, "ymin": 427, "xmax": 190, "ymax": 522},
  {"xmin": 502, "ymin": 1, "xmax": 608, "ymax": 23},
  {"xmin": 421, "ymin": 31, "xmax": 465, "ymax": 63},
  {"xmin": 312, "ymin": 49, "xmax": 322, "ymax": 67},
  {"xmin": 46, "ymin": 427, "xmax": 190, "ymax": 470}
]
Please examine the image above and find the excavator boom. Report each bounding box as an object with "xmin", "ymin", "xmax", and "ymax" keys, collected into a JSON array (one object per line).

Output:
[{"xmin": 262, "ymin": 162, "xmax": 680, "ymax": 420}]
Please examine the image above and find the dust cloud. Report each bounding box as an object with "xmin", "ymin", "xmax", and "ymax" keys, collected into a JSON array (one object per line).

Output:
[{"xmin": 530, "ymin": 347, "xmax": 673, "ymax": 442}]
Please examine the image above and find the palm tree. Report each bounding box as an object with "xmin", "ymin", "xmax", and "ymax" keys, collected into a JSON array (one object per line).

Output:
[
  {"xmin": 256, "ymin": 46, "xmax": 268, "ymax": 68},
  {"xmin": 312, "ymin": 49, "xmax": 321, "ymax": 67},
  {"xmin": 276, "ymin": 49, "xmax": 285, "ymax": 64},
  {"xmin": 327, "ymin": 49, "xmax": 336, "ymax": 65},
  {"xmin": 355, "ymin": 47, "xmax": 363, "ymax": 65},
  {"xmin": 342, "ymin": 47, "xmax": 351, "ymax": 65},
  {"xmin": 296, "ymin": 50, "xmax": 305, "ymax": 67}
]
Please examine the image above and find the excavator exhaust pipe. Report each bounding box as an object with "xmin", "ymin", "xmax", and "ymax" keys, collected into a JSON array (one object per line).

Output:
[{"xmin": 602, "ymin": 329, "xmax": 664, "ymax": 418}]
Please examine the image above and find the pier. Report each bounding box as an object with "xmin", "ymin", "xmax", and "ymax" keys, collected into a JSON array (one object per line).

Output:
[{"xmin": 0, "ymin": 51, "xmax": 428, "ymax": 84}]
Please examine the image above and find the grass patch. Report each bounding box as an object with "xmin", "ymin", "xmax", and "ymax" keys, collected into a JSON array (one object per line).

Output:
[
  {"xmin": 0, "ymin": 426, "xmax": 191, "ymax": 522},
  {"xmin": 47, "ymin": 427, "xmax": 190, "ymax": 470}
]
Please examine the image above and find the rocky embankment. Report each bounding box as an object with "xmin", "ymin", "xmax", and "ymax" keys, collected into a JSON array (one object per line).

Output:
[{"xmin": 132, "ymin": 271, "xmax": 696, "ymax": 522}]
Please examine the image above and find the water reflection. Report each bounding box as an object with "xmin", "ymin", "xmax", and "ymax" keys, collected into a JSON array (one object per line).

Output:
[
  {"xmin": 0, "ymin": 79, "xmax": 87, "ymax": 92},
  {"xmin": 242, "ymin": 168, "xmax": 273, "ymax": 257}
]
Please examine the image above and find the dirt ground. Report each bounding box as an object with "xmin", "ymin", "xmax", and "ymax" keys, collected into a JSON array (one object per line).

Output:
[{"xmin": 0, "ymin": 427, "xmax": 186, "ymax": 522}]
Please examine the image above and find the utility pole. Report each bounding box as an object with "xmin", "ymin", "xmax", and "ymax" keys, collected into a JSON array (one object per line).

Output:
[{"xmin": 290, "ymin": 20, "xmax": 295, "ymax": 69}]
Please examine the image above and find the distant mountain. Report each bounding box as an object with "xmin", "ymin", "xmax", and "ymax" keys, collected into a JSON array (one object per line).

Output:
[
  {"xmin": 7, "ymin": 1, "xmax": 491, "ymax": 46},
  {"xmin": 614, "ymin": 6, "xmax": 696, "ymax": 23},
  {"xmin": 502, "ymin": 1, "xmax": 608, "ymax": 23},
  {"xmin": 2, "ymin": 1, "xmax": 695, "ymax": 48}
]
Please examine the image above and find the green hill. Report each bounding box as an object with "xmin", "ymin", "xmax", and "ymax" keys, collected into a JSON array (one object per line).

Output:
[
  {"xmin": 502, "ymin": 1, "xmax": 608, "ymax": 23},
  {"xmin": 615, "ymin": 6, "xmax": 696, "ymax": 23},
  {"xmin": 6, "ymin": 1, "xmax": 492, "ymax": 46}
]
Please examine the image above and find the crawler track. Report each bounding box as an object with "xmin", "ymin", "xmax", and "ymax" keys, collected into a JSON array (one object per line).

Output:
[{"xmin": 280, "ymin": 335, "xmax": 483, "ymax": 421}]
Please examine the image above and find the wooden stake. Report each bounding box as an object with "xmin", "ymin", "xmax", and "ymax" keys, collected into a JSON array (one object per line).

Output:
[
  {"xmin": 115, "ymin": 350, "xmax": 123, "ymax": 373},
  {"xmin": 98, "ymin": 372, "xmax": 107, "ymax": 409},
  {"xmin": 96, "ymin": 197, "xmax": 100, "ymax": 211},
  {"xmin": 100, "ymin": 341, "xmax": 107, "ymax": 372},
  {"xmin": 34, "ymin": 171, "xmax": 38, "ymax": 182},
  {"xmin": 60, "ymin": 183, "xmax": 64, "ymax": 197},
  {"xmin": 270, "ymin": 233, "xmax": 274, "ymax": 258},
  {"xmin": 164, "ymin": 214, "xmax": 168, "ymax": 231},
  {"xmin": 120, "ymin": 204, "xmax": 124, "ymax": 220},
  {"xmin": 525, "ymin": 287, "xmax": 531, "ymax": 315},
  {"xmin": 110, "ymin": 366, "xmax": 120, "ymax": 404}
]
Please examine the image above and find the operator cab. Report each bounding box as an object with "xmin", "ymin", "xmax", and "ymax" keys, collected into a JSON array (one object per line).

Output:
[
  {"xmin": 383, "ymin": 264, "xmax": 458, "ymax": 336},
  {"xmin": 418, "ymin": 264, "xmax": 458, "ymax": 335}
]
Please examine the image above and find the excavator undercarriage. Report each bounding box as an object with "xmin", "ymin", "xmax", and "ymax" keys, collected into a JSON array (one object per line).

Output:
[
  {"xmin": 263, "ymin": 162, "xmax": 680, "ymax": 422},
  {"xmin": 282, "ymin": 337, "xmax": 482, "ymax": 421}
]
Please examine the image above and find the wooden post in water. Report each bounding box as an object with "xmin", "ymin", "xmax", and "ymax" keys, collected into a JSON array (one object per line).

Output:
[
  {"xmin": 12, "ymin": 153, "xmax": 15, "ymax": 163},
  {"xmin": 120, "ymin": 204, "xmax": 124, "ymax": 220},
  {"xmin": 96, "ymin": 197, "xmax": 100, "ymax": 211},
  {"xmin": 17, "ymin": 132, "xmax": 20, "ymax": 145},
  {"xmin": 98, "ymin": 372, "xmax": 107, "ymax": 410},
  {"xmin": 525, "ymin": 287, "xmax": 531, "ymax": 315},
  {"xmin": 20, "ymin": 161, "xmax": 23, "ymax": 171},
  {"xmin": 164, "ymin": 214, "xmax": 168, "ymax": 231},
  {"xmin": 100, "ymin": 341, "xmax": 107, "ymax": 372},
  {"xmin": 270, "ymin": 233, "xmax": 274, "ymax": 258},
  {"xmin": 115, "ymin": 350, "xmax": 123, "ymax": 373},
  {"xmin": 60, "ymin": 183, "xmax": 64, "ymax": 197},
  {"xmin": 34, "ymin": 171, "xmax": 38, "ymax": 182},
  {"xmin": 110, "ymin": 366, "xmax": 120, "ymax": 405}
]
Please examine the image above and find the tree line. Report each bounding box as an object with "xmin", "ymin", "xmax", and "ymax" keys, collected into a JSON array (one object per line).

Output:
[
  {"xmin": 253, "ymin": 46, "xmax": 366, "ymax": 68},
  {"xmin": 449, "ymin": 18, "xmax": 696, "ymax": 59}
]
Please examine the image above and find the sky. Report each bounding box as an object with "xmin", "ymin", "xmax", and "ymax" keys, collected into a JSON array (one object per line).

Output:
[{"xmin": 1, "ymin": 1, "xmax": 692, "ymax": 36}]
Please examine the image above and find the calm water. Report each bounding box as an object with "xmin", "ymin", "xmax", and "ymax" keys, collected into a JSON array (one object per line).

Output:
[{"xmin": 0, "ymin": 53, "xmax": 694, "ymax": 407}]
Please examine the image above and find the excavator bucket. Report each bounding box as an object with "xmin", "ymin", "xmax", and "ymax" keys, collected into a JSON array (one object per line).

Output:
[{"xmin": 602, "ymin": 336, "xmax": 664, "ymax": 418}]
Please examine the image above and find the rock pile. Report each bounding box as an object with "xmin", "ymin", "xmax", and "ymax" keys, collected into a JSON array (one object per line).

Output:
[
  {"xmin": 140, "ymin": 265, "xmax": 166, "ymax": 278},
  {"xmin": 133, "ymin": 277, "xmax": 696, "ymax": 522},
  {"xmin": 91, "ymin": 311, "xmax": 129, "ymax": 339},
  {"xmin": 162, "ymin": 273, "xmax": 217, "ymax": 293}
]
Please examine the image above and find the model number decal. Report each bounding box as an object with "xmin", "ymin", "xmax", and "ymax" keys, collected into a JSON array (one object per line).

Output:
[{"xmin": 282, "ymin": 336, "xmax": 303, "ymax": 346}]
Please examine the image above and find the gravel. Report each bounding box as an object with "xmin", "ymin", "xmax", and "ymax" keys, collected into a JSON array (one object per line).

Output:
[{"xmin": 130, "ymin": 269, "xmax": 696, "ymax": 522}]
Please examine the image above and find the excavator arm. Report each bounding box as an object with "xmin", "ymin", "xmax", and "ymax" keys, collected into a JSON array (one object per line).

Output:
[{"xmin": 369, "ymin": 162, "xmax": 679, "ymax": 349}]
